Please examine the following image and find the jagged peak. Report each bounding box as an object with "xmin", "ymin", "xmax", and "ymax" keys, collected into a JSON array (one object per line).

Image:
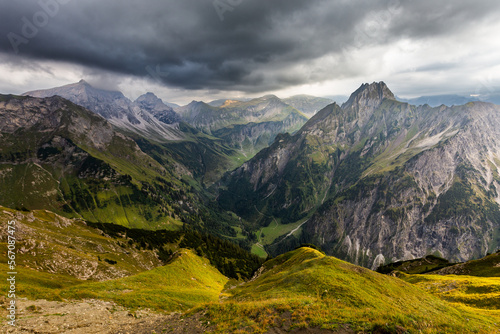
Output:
[
  {"xmin": 256, "ymin": 94, "xmax": 282, "ymax": 103},
  {"xmin": 136, "ymin": 92, "xmax": 161, "ymax": 102},
  {"xmin": 342, "ymin": 81, "xmax": 395, "ymax": 109},
  {"xmin": 63, "ymin": 80, "xmax": 124, "ymax": 97},
  {"xmin": 299, "ymin": 101, "xmax": 341, "ymax": 133}
]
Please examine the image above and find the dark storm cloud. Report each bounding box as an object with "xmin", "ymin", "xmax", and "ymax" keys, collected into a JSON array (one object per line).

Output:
[{"xmin": 1, "ymin": 0, "xmax": 499, "ymax": 93}]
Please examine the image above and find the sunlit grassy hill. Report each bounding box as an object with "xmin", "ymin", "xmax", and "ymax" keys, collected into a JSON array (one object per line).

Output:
[
  {"xmin": 61, "ymin": 248, "xmax": 228, "ymax": 311},
  {"xmin": 432, "ymin": 251, "xmax": 500, "ymax": 277},
  {"xmin": 0, "ymin": 206, "xmax": 163, "ymax": 280},
  {"xmin": 403, "ymin": 273, "xmax": 500, "ymax": 311},
  {"xmin": 0, "ymin": 249, "xmax": 227, "ymax": 313},
  {"xmin": 2, "ymin": 234, "xmax": 500, "ymax": 333},
  {"xmin": 202, "ymin": 247, "xmax": 500, "ymax": 333}
]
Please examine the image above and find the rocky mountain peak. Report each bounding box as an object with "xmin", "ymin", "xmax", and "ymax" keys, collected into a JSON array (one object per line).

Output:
[
  {"xmin": 262, "ymin": 94, "xmax": 279, "ymax": 100},
  {"xmin": 342, "ymin": 81, "xmax": 395, "ymax": 110},
  {"xmin": 186, "ymin": 100, "xmax": 209, "ymax": 108},
  {"xmin": 23, "ymin": 81, "xmax": 184, "ymax": 140},
  {"xmin": 135, "ymin": 92, "xmax": 181, "ymax": 125},
  {"xmin": 135, "ymin": 92, "xmax": 166, "ymax": 109},
  {"xmin": 136, "ymin": 92, "xmax": 161, "ymax": 103}
]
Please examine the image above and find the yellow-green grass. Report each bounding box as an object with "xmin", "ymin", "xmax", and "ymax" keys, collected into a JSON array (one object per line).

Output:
[
  {"xmin": 0, "ymin": 263, "xmax": 81, "ymax": 301},
  {"xmin": 251, "ymin": 243, "xmax": 268, "ymax": 258},
  {"xmin": 77, "ymin": 200, "xmax": 183, "ymax": 230},
  {"xmin": 59, "ymin": 176, "xmax": 184, "ymax": 230},
  {"xmin": 376, "ymin": 255, "xmax": 452, "ymax": 275},
  {"xmin": 251, "ymin": 218, "xmax": 308, "ymax": 257},
  {"xmin": 257, "ymin": 218, "xmax": 305, "ymax": 245},
  {"xmin": 0, "ymin": 206, "xmax": 164, "ymax": 277},
  {"xmin": 2, "ymin": 240, "xmax": 500, "ymax": 333},
  {"xmin": 402, "ymin": 273, "xmax": 500, "ymax": 311},
  {"xmin": 60, "ymin": 249, "xmax": 227, "ymax": 311},
  {"xmin": 201, "ymin": 248, "xmax": 500, "ymax": 333},
  {"xmin": 433, "ymin": 252, "xmax": 500, "ymax": 277},
  {"xmin": 1, "ymin": 249, "xmax": 227, "ymax": 313}
]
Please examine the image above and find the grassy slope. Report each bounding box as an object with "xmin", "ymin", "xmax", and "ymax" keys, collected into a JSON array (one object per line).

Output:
[
  {"xmin": 2, "ymin": 241, "xmax": 500, "ymax": 333},
  {"xmin": 432, "ymin": 251, "xmax": 500, "ymax": 277},
  {"xmin": 0, "ymin": 205, "xmax": 262, "ymax": 283},
  {"xmin": 402, "ymin": 273, "xmax": 500, "ymax": 311},
  {"xmin": 0, "ymin": 249, "xmax": 227, "ymax": 312},
  {"xmin": 202, "ymin": 247, "xmax": 500, "ymax": 333},
  {"xmin": 376, "ymin": 255, "xmax": 453, "ymax": 275},
  {"xmin": 0, "ymin": 95, "xmax": 190, "ymax": 230},
  {"xmin": 396, "ymin": 251, "xmax": 500, "ymax": 316},
  {"xmin": 61, "ymin": 249, "xmax": 228, "ymax": 311},
  {"xmin": 0, "ymin": 263, "xmax": 82, "ymax": 301},
  {"xmin": 378, "ymin": 252, "xmax": 500, "ymax": 277},
  {"xmin": 250, "ymin": 218, "xmax": 309, "ymax": 258},
  {"xmin": 0, "ymin": 206, "xmax": 164, "ymax": 279}
]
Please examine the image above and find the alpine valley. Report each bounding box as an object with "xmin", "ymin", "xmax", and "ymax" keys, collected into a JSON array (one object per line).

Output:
[
  {"xmin": 1, "ymin": 81, "xmax": 500, "ymax": 333},
  {"xmin": 219, "ymin": 82, "xmax": 500, "ymax": 269}
]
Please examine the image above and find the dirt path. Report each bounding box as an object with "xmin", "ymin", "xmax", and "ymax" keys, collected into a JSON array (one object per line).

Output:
[
  {"xmin": 0, "ymin": 297, "xmax": 353, "ymax": 333},
  {"xmin": 0, "ymin": 298, "xmax": 208, "ymax": 334}
]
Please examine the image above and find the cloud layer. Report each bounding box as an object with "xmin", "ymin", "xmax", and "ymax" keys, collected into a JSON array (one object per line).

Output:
[{"xmin": 1, "ymin": 0, "xmax": 500, "ymax": 99}]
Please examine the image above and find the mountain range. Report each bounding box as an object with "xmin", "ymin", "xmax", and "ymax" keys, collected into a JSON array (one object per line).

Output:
[
  {"xmin": 398, "ymin": 93, "xmax": 500, "ymax": 107},
  {"xmin": 0, "ymin": 93, "xmax": 202, "ymax": 230},
  {"xmin": 25, "ymin": 80, "xmax": 184, "ymax": 142},
  {"xmin": 23, "ymin": 81, "xmax": 332, "ymax": 181},
  {"xmin": 397, "ymin": 94, "xmax": 478, "ymax": 107},
  {"xmin": 2, "ymin": 80, "xmax": 500, "ymax": 332},
  {"xmin": 2, "ymin": 80, "xmax": 499, "ymax": 268},
  {"xmin": 175, "ymin": 95, "xmax": 311, "ymax": 157},
  {"xmin": 219, "ymin": 82, "xmax": 500, "ymax": 268}
]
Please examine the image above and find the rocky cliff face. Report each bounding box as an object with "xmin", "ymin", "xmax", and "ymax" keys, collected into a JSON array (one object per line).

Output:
[
  {"xmin": 219, "ymin": 82, "xmax": 500, "ymax": 268},
  {"xmin": 0, "ymin": 93, "xmax": 115, "ymax": 150},
  {"xmin": 135, "ymin": 92, "xmax": 181, "ymax": 125}
]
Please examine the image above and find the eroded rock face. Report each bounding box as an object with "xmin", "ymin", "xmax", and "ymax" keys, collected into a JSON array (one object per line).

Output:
[
  {"xmin": 220, "ymin": 82, "xmax": 500, "ymax": 268},
  {"xmin": 0, "ymin": 95, "xmax": 115, "ymax": 150},
  {"xmin": 135, "ymin": 92, "xmax": 181, "ymax": 125}
]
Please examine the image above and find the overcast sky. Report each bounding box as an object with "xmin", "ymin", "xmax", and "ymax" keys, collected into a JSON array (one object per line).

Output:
[{"xmin": 1, "ymin": 0, "xmax": 500, "ymax": 104}]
